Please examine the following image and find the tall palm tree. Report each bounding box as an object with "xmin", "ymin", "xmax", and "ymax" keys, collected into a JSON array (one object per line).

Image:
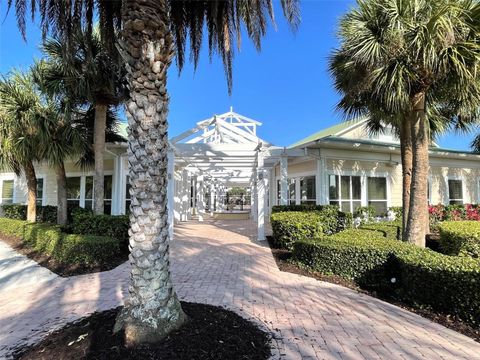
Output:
[
  {"xmin": 8, "ymin": 0, "xmax": 300, "ymax": 344},
  {"xmin": 0, "ymin": 71, "xmax": 45, "ymax": 222},
  {"xmin": 330, "ymin": 0, "xmax": 480, "ymax": 247},
  {"xmin": 38, "ymin": 29, "xmax": 124, "ymax": 215}
]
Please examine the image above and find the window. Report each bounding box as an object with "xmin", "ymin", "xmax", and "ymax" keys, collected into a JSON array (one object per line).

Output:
[
  {"xmin": 448, "ymin": 179, "xmax": 463, "ymax": 205},
  {"xmin": 36, "ymin": 178, "xmax": 44, "ymax": 206},
  {"xmin": 329, "ymin": 175, "xmax": 361, "ymax": 213},
  {"xmin": 367, "ymin": 177, "xmax": 388, "ymax": 215},
  {"xmin": 66, "ymin": 177, "xmax": 81, "ymax": 207},
  {"xmin": 1, "ymin": 180, "xmax": 14, "ymax": 204},
  {"xmin": 288, "ymin": 178, "xmax": 295, "ymax": 205},
  {"xmin": 300, "ymin": 176, "xmax": 316, "ymax": 204}
]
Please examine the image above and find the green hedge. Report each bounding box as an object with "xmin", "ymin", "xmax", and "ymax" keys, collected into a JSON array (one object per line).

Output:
[
  {"xmin": 270, "ymin": 211, "xmax": 323, "ymax": 249},
  {"xmin": 438, "ymin": 221, "xmax": 480, "ymax": 259},
  {"xmin": 69, "ymin": 209, "xmax": 129, "ymax": 249},
  {"xmin": 292, "ymin": 233, "xmax": 480, "ymax": 327},
  {"xmin": 357, "ymin": 222, "xmax": 401, "ymax": 240},
  {"xmin": 0, "ymin": 217, "xmax": 120, "ymax": 265},
  {"xmin": 395, "ymin": 250, "xmax": 480, "ymax": 327},
  {"xmin": 1, "ymin": 204, "xmax": 57, "ymax": 223},
  {"xmin": 271, "ymin": 205, "xmax": 352, "ymax": 235}
]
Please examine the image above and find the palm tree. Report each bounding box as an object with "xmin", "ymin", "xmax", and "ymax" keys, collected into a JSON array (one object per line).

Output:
[
  {"xmin": 330, "ymin": 0, "xmax": 480, "ymax": 247},
  {"xmin": 0, "ymin": 71, "xmax": 45, "ymax": 222},
  {"xmin": 38, "ymin": 29, "xmax": 124, "ymax": 215},
  {"xmin": 8, "ymin": 0, "xmax": 300, "ymax": 344}
]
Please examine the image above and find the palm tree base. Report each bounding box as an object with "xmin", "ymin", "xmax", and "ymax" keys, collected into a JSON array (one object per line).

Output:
[{"xmin": 114, "ymin": 298, "xmax": 187, "ymax": 346}]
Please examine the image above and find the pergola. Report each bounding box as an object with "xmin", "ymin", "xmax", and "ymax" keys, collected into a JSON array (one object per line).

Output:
[{"xmin": 166, "ymin": 108, "xmax": 304, "ymax": 241}]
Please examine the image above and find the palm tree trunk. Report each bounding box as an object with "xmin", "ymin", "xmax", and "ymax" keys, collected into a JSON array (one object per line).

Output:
[
  {"xmin": 113, "ymin": 0, "xmax": 186, "ymax": 345},
  {"xmin": 56, "ymin": 162, "xmax": 68, "ymax": 225},
  {"xmin": 400, "ymin": 114, "xmax": 413, "ymax": 240},
  {"xmin": 93, "ymin": 103, "xmax": 107, "ymax": 214},
  {"xmin": 405, "ymin": 92, "xmax": 428, "ymax": 247},
  {"xmin": 24, "ymin": 161, "xmax": 37, "ymax": 223}
]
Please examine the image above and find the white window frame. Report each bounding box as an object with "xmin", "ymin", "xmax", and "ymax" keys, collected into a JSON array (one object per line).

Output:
[
  {"xmin": 326, "ymin": 170, "xmax": 391, "ymax": 214},
  {"xmin": 36, "ymin": 176, "xmax": 46, "ymax": 206},
  {"xmin": 65, "ymin": 172, "xmax": 115, "ymax": 210},
  {"xmin": 327, "ymin": 173, "xmax": 362, "ymax": 213},
  {"xmin": 0, "ymin": 176, "xmax": 16, "ymax": 204},
  {"xmin": 446, "ymin": 176, "xmax": 465, "ymax": 205},
  {"xmin": 275, "ymin": 171, "xmax": 316, "ymax": 205}
]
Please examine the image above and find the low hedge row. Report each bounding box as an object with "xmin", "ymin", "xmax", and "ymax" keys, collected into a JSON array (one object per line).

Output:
[
  {"xmin": 270, "ymin": 211, "xmax": 323, "ymax": 249},
  {"xmin": 69, "ymin": 208, "xmax": 129, "ymax": 249},
  {"xmin": 292, "ymin": 233, "xmax": 480, "ymax": 327},
  {"xmin": 271, "ymin": 205, "xmax": 352, "ymax": 241},
  {"xmin": 357, "ymin": 222, "xmax": 401, "ymax": 240},
  {"xmin": 1, "ymin": 204, "xmax": 57, "ymax": 223},
  {"xmin": 438, "ymin": 221, "xmax": 480, "ymax": 259},
  {"xmin": 0, "ymin": 218, "xmax": 121, "ymax": 264}
]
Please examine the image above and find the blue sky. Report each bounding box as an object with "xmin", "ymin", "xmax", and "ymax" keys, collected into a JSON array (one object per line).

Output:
[{"xmin": 0, "ymin": 0, "xmax": 477, "ymax": 150}]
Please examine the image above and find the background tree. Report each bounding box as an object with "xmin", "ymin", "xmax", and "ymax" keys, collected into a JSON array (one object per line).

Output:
[
  {"xmin": 38, "ymin": 29, "xmax": 124, "ymax": 215},
  {"xmin": 0, "ymin": 71, "xmax": 45, "ymax": 222},
  {"xmin": 330, "ymin": 0, "xmax": 480, "ymax": 246},
  {"xmin": 8, "ymin": 0, "xmax": 300, "ymax": 344}
]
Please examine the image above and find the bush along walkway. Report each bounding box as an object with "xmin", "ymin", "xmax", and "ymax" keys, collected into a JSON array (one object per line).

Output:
[{"xmin": 1, "ymin": 219, "xmax": 480, "ymax": 359}]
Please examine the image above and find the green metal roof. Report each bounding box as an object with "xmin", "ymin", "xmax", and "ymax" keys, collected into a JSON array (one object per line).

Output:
[
  {"xmin": 319, "ymin": 136, "xmax": 480, "ymax": 156},
  {"xmin": 288, "ymin": 118, "xmax": 366, "ymax": 149}
]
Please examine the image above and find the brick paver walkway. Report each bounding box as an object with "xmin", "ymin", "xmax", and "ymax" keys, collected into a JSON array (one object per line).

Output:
[{"xmin": 1, "ymin": 218, "xmax": 480, "ymax": 359}]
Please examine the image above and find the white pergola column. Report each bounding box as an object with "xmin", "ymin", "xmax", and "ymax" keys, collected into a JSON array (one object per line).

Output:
[
  {"xmin": 251, "ymin": 171, "xmax": 257, "ymax": 220},
  {"xmin": 192, "ymin": 175, "xmax": 197, "ymax": 216},
  {"xmin": 316, "ymin": 156, "xmax": 327, "ymax": 205},
  {"xmin": 210, "ymin": 184, "xmax": 215, "ymax": 214},
  {"xmin": 198, "ymin": 175, "xmax": 205, "ymax": 221},
  {"xmin": 181, "ymin": 170, "xmax": 189, "ymax": 221},
  {"xmin": 167, "ymin": 149, "xmax": 175, "ymax": 241},
  {"xmin": 257, "ymin": 154, "xmax": 266, "ymax": 241},
  {"xmin": 280, "ymin": 155, "xmax": 288, "ymax": 205}
]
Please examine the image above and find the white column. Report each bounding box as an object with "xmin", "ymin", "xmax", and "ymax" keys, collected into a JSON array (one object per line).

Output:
[
  {"xmin": 198, "ymin": 175, "xmax": 205, "ymax": 221},
  {"xmin": 257, "ymin": 154, "xmax": 265, "ymax": 241},
  {"xmin": 210, "ymin": 185, "xmax": 214, "ymax": 214},
  {"xmin": 316, "ymin": 157, "xmax": 327, "ymax": 205},
  {"xmin": 167, "ymin": 149, "xmax": 175, "ymax": 241},
  {"xmin": 251, "ymin": 171, "xmax": 257, "ymax": 220},
  {"xmin": 192, "ymin": 175, "xmax": 197, "ymax": 216},
  {"xmin": 280, "ymin": 156, "xmax": 288, "ymax": 205},
  {"xmin": 181, "ymin": 170, "xmax": 188, "ymax": 221}
]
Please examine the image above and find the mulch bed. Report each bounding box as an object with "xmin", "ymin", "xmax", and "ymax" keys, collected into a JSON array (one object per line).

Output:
[
  {"xmin": 0, "ymin": 235, "xmax": 128, "ymax": 277},
  {"xmin": 267, "ymin": 236, "xmax": 480, "ymax": 343},
  {"xmin": 11, "ymin": 302, "xmax": 272, "ymax": 360}
]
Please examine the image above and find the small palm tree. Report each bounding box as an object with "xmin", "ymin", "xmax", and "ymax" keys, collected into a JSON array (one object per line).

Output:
[
  {"xmin": 39, "ymin": 29, "xmax": 124, "ymax": 215},
  {"xmin": 8, "ymin": 0, "xmax": 300, "ymax": 344},
  {"xmin": 0, "ymin": 71, "xmax": 45, "ymax": 222},
  {"xmin": 330, "ymin": 0, "xmax": 480, "ymax": 246}
]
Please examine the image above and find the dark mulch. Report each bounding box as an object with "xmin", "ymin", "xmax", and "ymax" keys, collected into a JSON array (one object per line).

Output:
[
  {"xmin": 266, "ymin": 236, "xmax": 480, "ymax": 343},
  {"xmin": 0, "ymin": 235, "xmax": 127, "ymax": 277},
  {"xmin": 12, "ymin": 302, "xmax": 271, "ymax": 360}
]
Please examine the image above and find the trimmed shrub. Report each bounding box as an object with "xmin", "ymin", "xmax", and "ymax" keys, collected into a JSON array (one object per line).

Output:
[
  {"xmin": 70, "ymin": 208, "xmax": 129, "ymax": 250},
  {"xmin": 388, "ymin": 206, "xmax": 403, "ymax": 220},
  {"xmin": 292, "ymin": 232, "xmax": 480, "ymax": 327},
  {"xmin": 0, "ymin": 217, "xmax": 120, "ymax": 264},
  {"xmin": 395, "ymin": 250, "xmax": 480, "ymax": 327},
  {"xmin": 271, "ymin": 205, "xmax": 352, "ymax": 234},
  {"xmin": 270, "ymin": 211, "xmax": 323, "ymax": 249},
  {"xmin": 292, "ymin": 235, "xmax": 414, "ymax": 282},
  {"xmin": 438, "ymin": 221, "xmax": 480, "ymax": 259},
  {"xmin": 358, "ymin": 222, "xmax": 401, "ymax": 240},
  {"xmin": 2, "ymin": 204, "xmax": 57, "ymax": 223}
]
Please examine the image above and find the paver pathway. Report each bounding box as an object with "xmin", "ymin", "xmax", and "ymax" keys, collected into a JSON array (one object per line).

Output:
[{"xmin": 1, "ymin": 219, "xmax": 480, "ymax": 359}]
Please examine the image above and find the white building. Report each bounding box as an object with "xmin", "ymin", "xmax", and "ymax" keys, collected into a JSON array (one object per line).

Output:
[{"xmin": 2, "ymin": 109, "xmax": 480, "ymax": 240}]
